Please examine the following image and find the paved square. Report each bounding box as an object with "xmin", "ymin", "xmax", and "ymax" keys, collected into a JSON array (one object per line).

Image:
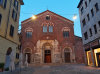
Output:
[{"xmin": 1, "ymin": 64, "xmax": 100, "ymax": 74}]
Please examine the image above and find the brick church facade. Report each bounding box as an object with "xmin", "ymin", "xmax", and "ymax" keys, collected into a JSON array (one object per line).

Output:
[{"xmin": 21, "ymin": 10, "xmax": 84, "ymax": 64}]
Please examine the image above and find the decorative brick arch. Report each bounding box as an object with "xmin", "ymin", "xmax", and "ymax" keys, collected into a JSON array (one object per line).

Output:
[
  {"xmin": 25, "ymin": 27, "xmax": 33, "ymax": 32},
  {"xmin": 62, "ymin": 27, "xmax": 70, "ymax": 32},
  {"xmin": 36, "ymin": 40, "xmax": 57, "ymax": 49},
  {"xmin": 23, "ymin": 47, "xmax": 32, "ymax": 53},
  {"xmin": 41, "ymin": 22, "xmax": 54, "ymax": 26},
  {"xmin": 63, "ymin": 47, "xmax": 72, "ymax": 52},
  {"xmin": 42, "ymin": 42, "xmax": 53, "ymax": 50}
]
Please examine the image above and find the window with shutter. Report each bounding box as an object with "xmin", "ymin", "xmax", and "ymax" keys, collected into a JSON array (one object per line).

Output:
[
  {"xmin": 4, "ymin": 0, "xmax": 7, "ymax": 8},
  {"xmin": 0, "ymin": 14, "xmax": 2, "ymax": 26},
  {"xmin": 9, "ymin": 25, "xmax": 14, "ymax": 37}
]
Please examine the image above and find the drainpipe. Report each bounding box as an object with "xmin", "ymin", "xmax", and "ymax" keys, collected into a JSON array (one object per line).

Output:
[{"xmin": 5, "ymin": 0, "xmax": 12, "ymax": 38}]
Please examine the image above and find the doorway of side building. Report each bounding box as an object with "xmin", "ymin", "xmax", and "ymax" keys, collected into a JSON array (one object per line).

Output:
[
  {"xmin": 64, "ymin": 48, "xmax": 71, "ymax": 63},
  {"xmin": 44, "ymin": 50, "xmax": 51, "ymax": 63},
  {"xmin": 25, "ymin": 53, "xmax": 31, "ymax": 63},
  {"xmin": 24, "ymin": 48, "xmax": 32, "ymax": 64},
  {"xmin": 96, "ymin": 53, "xmax": 100, "ymax": 67},
  {"xmin": 5, "ymin": 47, "xmax": 12, "ymax": 68}
]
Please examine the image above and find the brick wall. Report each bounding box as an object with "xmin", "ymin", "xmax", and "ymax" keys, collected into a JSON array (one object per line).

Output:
[{"xmin": 21, "ymin": 10, "xmax": 84, "ymax": 63}]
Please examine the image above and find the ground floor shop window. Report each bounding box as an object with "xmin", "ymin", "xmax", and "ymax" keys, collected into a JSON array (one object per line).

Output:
[
  {"xmin": 87, "ymin": 51, "xmax": 93, "ymax": 66},
  {"xmin": 94, "ymin": 48, "xmax": 100, "ymax": 67}
]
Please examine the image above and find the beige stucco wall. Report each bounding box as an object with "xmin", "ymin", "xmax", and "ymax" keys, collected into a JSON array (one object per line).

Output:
[
  {"xmin": 0, "ymin": 0, "xmax": 21, "ymax": 44},
  {"xmin": 0, "ymin": 0, "xmax": 10, "ymax": 36},
  {"xmin": 0, "ymin": 37, "xmax": 17, "ymax": 63},
  {"xmin": 0, "ymin": 0, "xmax": 22, "ymax": 63}
]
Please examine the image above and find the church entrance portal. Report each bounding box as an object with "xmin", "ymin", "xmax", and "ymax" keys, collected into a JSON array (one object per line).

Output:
[
  {"xmin": 44, "ymin": 50, "xmax": 51, "ymax": 63},
  {"xmin": 42, "ymin": 43, "xmax": 52, "ymax": 63}
]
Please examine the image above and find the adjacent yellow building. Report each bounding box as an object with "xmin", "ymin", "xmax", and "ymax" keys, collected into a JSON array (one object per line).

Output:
[{"xmin": 0, "ymin": 0, "xmax": 24, "ymax": 67}]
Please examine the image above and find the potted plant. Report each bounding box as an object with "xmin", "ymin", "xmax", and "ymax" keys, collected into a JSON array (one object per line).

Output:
[{"xmin": 0, "ymin": 63, "xmax": 4, "ymax": 72}]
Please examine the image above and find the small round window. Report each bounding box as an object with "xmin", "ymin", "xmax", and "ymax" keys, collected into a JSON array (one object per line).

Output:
[{"xmin": 46, "ymin": 15, "xmax": 50, "ymax": 20}]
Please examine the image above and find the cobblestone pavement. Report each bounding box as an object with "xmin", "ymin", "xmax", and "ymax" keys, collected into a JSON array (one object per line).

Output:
[{"xmin": 0, "ymin": 64, "xmax": 100, "ymax": 74}]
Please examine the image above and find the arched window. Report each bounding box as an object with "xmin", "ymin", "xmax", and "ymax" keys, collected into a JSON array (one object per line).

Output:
[
  {"xmin": 0, "ymin": 14, "xmax": 2, "ymax": 26},
  {"xmin": 26, "ymin": 31, "xmax": 32, "ymax": 38},
  {"xmin": 25, "ymin": 27, "xmax": 33, "ymax": 38},
  {"xmin": 46, "ymin": 15, "xmax": 50, "ymax": 20},
  {"xmin": 62, "ymin": 27, "xmax": 70, "ymax": 38},
  {"xmin": 43, "ymin": 25, "xmax": 47, "ymax": 32},
  {"xmin": 63, "ymin": 31, "xmax": 69, "ymax": 38},
  {"xmin": 49, "ymin": 25, "xmax": 53, "ymax": 32},
  {"xmin": 9, "ymin": 25, "xmax": 14, "ymax": 37}
]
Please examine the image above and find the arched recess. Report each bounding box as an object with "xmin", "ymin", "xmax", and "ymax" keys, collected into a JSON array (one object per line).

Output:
[
  {"xmin": 42, "ymin": 43, "xmax": 53, "ymax": 63},
  {"xmin": 24, "ymin": 48, "xmax": 32, "ymax": 63},
  {"xmin": 5, "ymin": 47, "xmax": 12, "ymax": 68},
  {"xmin": 63, "ymin": 47, "xmax": 72, "ymax": 63}
]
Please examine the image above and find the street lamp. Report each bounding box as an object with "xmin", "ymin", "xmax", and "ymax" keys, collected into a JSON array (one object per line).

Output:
[
  {"xmin": 32, "ymin": 15, "xmax": 37, "ymax": 20},
  {"xmin": 72, "ymin": 14, "xmax": 77, "ymax": 20}
]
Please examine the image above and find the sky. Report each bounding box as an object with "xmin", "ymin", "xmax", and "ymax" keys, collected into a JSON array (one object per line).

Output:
[{"xmin": 19, "ymin": 0, "xmax": 82, "ymax": 37}]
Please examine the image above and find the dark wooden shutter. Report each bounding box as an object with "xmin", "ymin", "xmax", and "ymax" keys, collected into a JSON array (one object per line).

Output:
[
  {"xmin": 4, "ymin": 0, "xmax": 7, "ymax": 8},
  {"xmin": 10, "ymin": 25, "xmax": 14, "ymax": 37},
  {"xmin": 0, "ymin": 14, "xmax": 2, "ymax": 25}
]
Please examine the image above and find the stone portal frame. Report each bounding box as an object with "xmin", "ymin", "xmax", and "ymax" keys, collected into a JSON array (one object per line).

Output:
[
  {"xmin": 42, "ymin": 42, "xmax": 53, "ymax": 63},
  {"xmin": 36, "ymin": 40, "xmax": 59, "ymax": 63},
  {"xmin": 62, "ymin": 47, "xmax": 72, "ymax": 63}
]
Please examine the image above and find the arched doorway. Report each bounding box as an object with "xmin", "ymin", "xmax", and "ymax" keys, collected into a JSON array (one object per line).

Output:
[
  {"xmin": 42, "ymin": 43, "xmax": 52, "ymax": 63},
  {"xmin": 5, "ymin": 47, "xmax": 12, "ymax": 68},
  {"xmin": 24, "ymin": 48, "xmax": 32, "ymax": 63},
  {"xmin": 64, "ymin": 48, "xmax": 71, "ymax": 63}
]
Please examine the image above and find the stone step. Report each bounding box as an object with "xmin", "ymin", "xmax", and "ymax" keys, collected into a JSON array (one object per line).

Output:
[{"xmin": 28, "ymin": 63, "xmax": 76, "ymax": 67}]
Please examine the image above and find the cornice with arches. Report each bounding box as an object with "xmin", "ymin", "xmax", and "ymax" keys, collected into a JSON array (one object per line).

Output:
[{"xmin": 41, "ymin": 22, "xmax": 54, "ymax": 26}]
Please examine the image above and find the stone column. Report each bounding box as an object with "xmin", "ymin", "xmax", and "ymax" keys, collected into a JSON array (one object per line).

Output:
[
  {"xmin": 72, "ymin": 46, "xmax": 76, "ymax": 63},
  {"xmin": 91, "ymin": 48, "xmax": 95, "ymax": 66},
  {"xmin": 31, "ymin": 54, "xmax": 34, "ymax": 64},
  {"xmin": 60, "ymin": 46, "xmax": 63, "ymax": 63},
  {"xmin": 52, "ymin": 48, "xmax": 55, "ymax": 63}
]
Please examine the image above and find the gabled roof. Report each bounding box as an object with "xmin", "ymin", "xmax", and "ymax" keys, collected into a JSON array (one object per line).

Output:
[{"xmin": 21, "ymin": 10, "xmax": 73, "ymax": 24}]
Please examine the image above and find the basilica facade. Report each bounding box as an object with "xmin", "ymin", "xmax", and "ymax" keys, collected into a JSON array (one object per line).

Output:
[{"xmin": 21, "ymin": 10, "xmax": 84, "ymax": 64}]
